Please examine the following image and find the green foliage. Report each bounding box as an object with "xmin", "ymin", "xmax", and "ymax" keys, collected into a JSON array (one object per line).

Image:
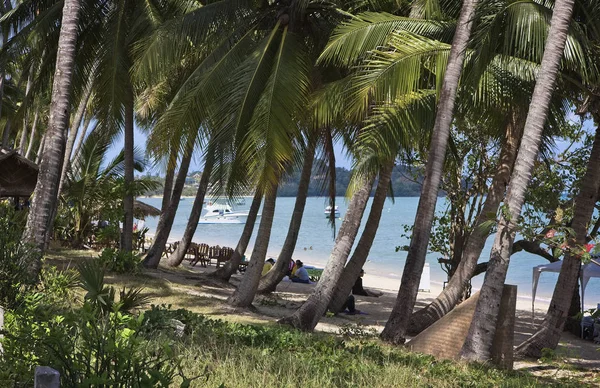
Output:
[
  {"xmin": 0, "ymin": 262, "xmax": 179, "ymax": 387},
  {"xmin": 306, "ymin": 268, "xmax": 324, "ymax": 282},
  {"xmin": 0, "ymin": 202, "xmax": 37, "ymax": 309},
  {"xmin": 98, "ymin": 248, "xmax": 143, "ymax": 274}
]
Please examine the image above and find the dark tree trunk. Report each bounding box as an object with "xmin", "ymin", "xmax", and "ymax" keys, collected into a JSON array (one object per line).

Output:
[
  {"xmin": 278, "ymin": 176, "xmax": 375, "ymax": 331},
  {"xmin": 23, "ymin": 0, "xmax": 82, "ymax": 275},
  {"xmin": 122, "ymin": 90, "xmax": 135, "ymax": 252},
  {"xmin": 228, "ymin": 182, "xmax": 278, "ymax": 307},
  {"xmin": 168, "ymin": 154, "xmax": 214, "ymax": 267},
  {"xmin": 460, "ymin": 0, "xmax": 576, "ymax": 361},
  {"xmin": 328, "ymin": 161, "xmax": 394, "ymax": 312},
  {"xmin": 210, "ymin": 189, "xmax": 263, "ymax": 281},
  {"xmin": 143, "ymin": 136, "xmax": 196, "ymax": 268},
  {"xmin": 407, "ymin": 117, "xmax": 522, "ymax": 335},
  {"xmin": 258, "ymin": 143, "xmax": 315, "ymax": 293},
  {"xmin": 161, "ymin": 149, "xmax": 177, "ymax": 214},
  {"xmin": 380, "ymin": 0, "xmax": 479, "ymax": 345},
  {"xmin": 515, "ymin": 123, "xmax": 600, "ymax": 358}
]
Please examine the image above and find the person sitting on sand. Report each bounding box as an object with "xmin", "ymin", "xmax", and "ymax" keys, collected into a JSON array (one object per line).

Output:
[
  {"xmin": 352, "ymin": 269, "xmax": 383, "ymax": 297},
  {"xmin": 341, "ymin": 294, "xmax": 360, "ymax": 315},
  {"xmin": 290, "ymin": 260, "xmax": 310, "ymax": 284},
  {"xmin": 262, "ymin": 258, "xmax": 275, "ymax": 276}
]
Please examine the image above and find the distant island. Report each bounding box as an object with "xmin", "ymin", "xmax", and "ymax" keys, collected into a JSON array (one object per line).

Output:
[{"xmin": 141, "ymin": 163, "xmax": 429, "ymax": 198}]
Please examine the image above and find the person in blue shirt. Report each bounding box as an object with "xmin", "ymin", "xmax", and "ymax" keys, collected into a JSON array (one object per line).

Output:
[{"xmin": 291, "ymin": 260, "xmax": 310, "ymax": 283}]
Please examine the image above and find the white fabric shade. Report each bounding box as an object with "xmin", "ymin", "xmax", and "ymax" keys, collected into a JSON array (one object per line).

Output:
[{"xmin": 532, "ymin": 258, "xmax": 600, "ymax": 336}]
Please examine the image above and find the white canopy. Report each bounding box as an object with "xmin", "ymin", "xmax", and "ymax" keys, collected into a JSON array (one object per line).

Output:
[{"xmin": 532, "ymin": 258, "xmax": 600, "ymax": 316}]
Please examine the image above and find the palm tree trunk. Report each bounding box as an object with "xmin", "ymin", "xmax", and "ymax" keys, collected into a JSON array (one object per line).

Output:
[
  {"xmin": 210, "ymin": 189, "xmax": 263, "ymax": 281},
  {"xmin": 328, "ymin": 161, "xmax": 394, "ymax": 312},
  {"xmin": 380, "ymin": 0, "xmax": 479, "ymax": 345},
  {"xmin": 407, "ymin": 117, "xmax": 522, "ymax": 334},
  {"xmin": 58, "ymin": 75, "xmax": 95, "ymax": 196},
  {"xmin": 2, "ymin": 119, "xmax": 12, "ymax": 149},
  {"xmin": 18, "ymin": 72, "xmax": 35, "ymax": 155},
  {"xmin": 258, "ymin": 143, "xmax": 315, "ymax": 293},
  {"xmin": 460, "ymin": 0, "xmax": 575, "ymax": 361},
  {"xmin": 228, "ymin": 182, "xmax": 278, "ymax": 307},
  {"xmin": 143, "ymin": 136, "xmax": 196, "ymax": 268},
  {"xmin": 161, "ymin": 149, "xmax": 177, "ymax": 213},
  {"xmin": 278, "ymin": 176, "xmax": 375, "ymax": 331},
  {"xmin": 0, "ymin": 1, "xmax": 10, "ymax": 139},
  {"xmin": 35, "ymin": 131, "xmax": 46, "ymax": 164},
  {"xmin": 23, "ymin": 0, "xmax": 82, "ymax": 274},
  {"xmin": 70, "ymin": 115, "xmax": 92, "ymax": 162},
  {"xmin": 168, "ymin": 153, "xmax": 214, "ymax": 267},
  {"xmin": 25, "ymin": 110, "xmax": 40, "ymax": 160},
  {"xmin": 122, "ymin": 89, "xmax": 135, "ymax": 252},
  {"xmin": 516, "ymin": 124, "xmax": 600, "ymax": 357}
]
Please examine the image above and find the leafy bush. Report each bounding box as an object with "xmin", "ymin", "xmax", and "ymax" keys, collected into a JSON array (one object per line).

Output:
[
  {"xmin": 0, "ymin": 202, "xmax": 38, "ymax": 308},
  {"xmin": 98, "ymin": 247, "xmax": 142, "ymax": 274},
  {"xmin": 307, "ymin": 268, "xmax": 323, "ymax": 282},
  {"xmin": 0, "ymin": 261, "xmax": 185, "ymax": 387}
]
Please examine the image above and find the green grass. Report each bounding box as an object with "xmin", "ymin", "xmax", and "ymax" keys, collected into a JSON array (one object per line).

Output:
[{"xmin": 40, "ymin": 249, "xmax": 598, "ymax": 387}]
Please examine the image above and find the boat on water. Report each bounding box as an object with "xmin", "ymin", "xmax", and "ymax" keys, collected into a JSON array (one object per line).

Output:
[
  {"xmin": 324, "ymin": 205, "xmax": 340, "ymax": 218},
  {"xmin": 198, "ymin": 202, "xmax": 259, "ymax": 224}
]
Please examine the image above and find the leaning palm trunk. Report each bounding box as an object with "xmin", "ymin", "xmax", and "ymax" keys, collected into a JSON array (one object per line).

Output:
[
  {"xmin": 460, "ymin": 0, "xmax": 575, "ymax": 361},
  {"xmin": 35, "ymin": 131, "xmax": 46, "ymax": 164},
  {"xmin": 258, "ymin": 143, "xmax": 315, "ymax": 293},
  {"xmin": 58, "ymin": 74, "xmax": 95, "ymax": 196},
  {"xmin": 407, "ymin": 118, "xmax": 522, "ymax": 334},
  {"xmin": 70, "ymin": 115, "xmax": 92, "ymax": 162},
  {"xmin": 228, "ymin": 182, "xmax": 278, "ymax": 307},
  {"xmin": 210, "ymin": 189, "xmax": 263, "ymax": 281},
  {"xmin": 380, "ymin": 0, "xmax": 480, "ymax": 345},
  {"xmin": 18, "ymin": 71, "xmax": 34, "ymax": 155},
  {"xmin": 143, "ymin": 137, "xmax": 196, "ymax": 268},
  {"xmin": 168, "ymin": 155, "xmax": 214, "ymax": 267},
  {"xmin": 328, "ymin": 161, "xmax": 394, "ymax": 312},
  {"xmin": 160, "ymin": 149, "xmax": 177, "ymax": 214},
  {"xmin": 516, "ymin": 124, "xmax": 600, "ymax": 357},
  {"xmin": 23, "ymin": 0, "xmax": 82, "ymax": 274},
  {"xmin": 25, "ymin": 111, "xmax": 40, "ymax": 160},
  {"xmin": 122, "ymin": 92, "xmax": 135, "ymax": 252},
  {"xmin": 0, "ymin": 0, "xmax": 10, "ymax": 137},
  {"xmin": 278, "ymin": 176, "xmax": 375, "ymax": 331}
]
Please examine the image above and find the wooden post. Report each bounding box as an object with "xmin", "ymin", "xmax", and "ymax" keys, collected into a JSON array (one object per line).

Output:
[{"xmin": 34, "ymin": 366, "xmax": 60, "ymax": 387}]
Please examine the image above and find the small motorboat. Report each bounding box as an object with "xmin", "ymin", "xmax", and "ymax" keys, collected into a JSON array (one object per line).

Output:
[
  {"xmin": 199, "ymin": 202, "xmax": 259, "ymax": 224},
  {"xmin": 324, "ymin": 205, "xmax": 340, "ymax": 218}
]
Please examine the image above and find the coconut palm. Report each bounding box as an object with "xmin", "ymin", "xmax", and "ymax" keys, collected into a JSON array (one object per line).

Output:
[
  {"xmin": 23, "ymin": 0, "xmax": 82, "ymax": 274},
  {"xmin": 460, "ymin": 0, "xmax": 578, "ymax": 361}
]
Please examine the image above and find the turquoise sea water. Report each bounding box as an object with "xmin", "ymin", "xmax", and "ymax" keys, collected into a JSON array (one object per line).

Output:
[{"xmin": 139, "ymin": 196, "xmax": 600, "ymax": 308}]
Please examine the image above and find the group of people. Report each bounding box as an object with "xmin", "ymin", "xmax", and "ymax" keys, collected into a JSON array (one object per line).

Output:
[{"xmin": 261, "ymin": 258, "xmax": 311, "ymax": 283}]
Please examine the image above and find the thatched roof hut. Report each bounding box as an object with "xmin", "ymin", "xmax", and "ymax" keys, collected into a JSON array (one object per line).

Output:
[
  {"xmin": 134, "ymin": 200, "xmax": 161, "ymax": 219},
  {"xmin": 0, "ymin": 148, "xmax": 38, "ymax": 198}
]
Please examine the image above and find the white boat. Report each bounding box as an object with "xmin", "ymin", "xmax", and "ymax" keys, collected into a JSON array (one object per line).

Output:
[
  {"xmin": 199, "ymin": 202, "xmax": 258, "ymax": 224},
  {"xmin": 325, "ymin": 205, "xmax": 340, "ymax": 218}
]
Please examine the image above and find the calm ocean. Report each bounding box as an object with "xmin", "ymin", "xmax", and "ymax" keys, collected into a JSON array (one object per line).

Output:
[{"xmin": 139, "ymin": 196, "xmax": 600, "ymax": 308}]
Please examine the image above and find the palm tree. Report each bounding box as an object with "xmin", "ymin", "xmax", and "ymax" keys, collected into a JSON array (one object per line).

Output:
[
  {"xmin": 23, "ymin": 0, "xmax": 82, "ymax": 274},
  {"xmin": 516, "ymin": 108, "xmax": 600, "ymax": 357},
  {"xmin": 258, "ymin": 140, "xmax": 315, "ymax": 293},
  {"xmin": 460, "ymin": 0, "xmax": 578, "ymax": 361},
  {"xmin": 279, "ymin": 175, "xmax": 375, "ymax": 330},
  {"xmin": 143, "ymin": 135, "xmax": 196, "ymax": 268},
  {"xmin": 380, "ymin": 0, "xmax": 481, "ymax": 345},
  {"xmin": 228, "ymin": 181, "xmax": 278, "ymax": 307},
  {"xmin": 167, "ymin": 148, "xmax": 214, "ymax": 267},
  {"xmin": 327, "ymin": 160, "xmax": 394, "ymax": 312}
]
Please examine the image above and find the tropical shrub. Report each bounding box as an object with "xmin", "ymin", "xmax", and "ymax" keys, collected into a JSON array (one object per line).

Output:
[{"xmin": 98, "ymin": 248, "xmax": 143, "ymax": 274}]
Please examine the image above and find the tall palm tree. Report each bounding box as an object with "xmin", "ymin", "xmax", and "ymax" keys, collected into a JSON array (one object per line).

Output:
[
  {"xmin": 460, "ymin": 0, "xmax": 577, "ymax": 361},
  {"xmin": 228, "ymin": 181, "xmax": 278, "ymax": 307},
  {"xmin": 23, "ymin": 0, "xmax": 82, "ymax": 274},
  {"xmin": 516, "ymin": 108, "xmax": 600, "ymax": 357},
  {"xmin": 258, "ymin": 139, "xmax": 315, "ymax": 293},
  {"xmin": 279, "ymin": 175, "xmax": 374, "ymax": 330},
  {"xmin": 380, "ymin": 0, "xmax": 481, "ymax": 345},
  {"xmin": 143, "ymin": 134, "xmax": 196, "ymax": 268}
]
